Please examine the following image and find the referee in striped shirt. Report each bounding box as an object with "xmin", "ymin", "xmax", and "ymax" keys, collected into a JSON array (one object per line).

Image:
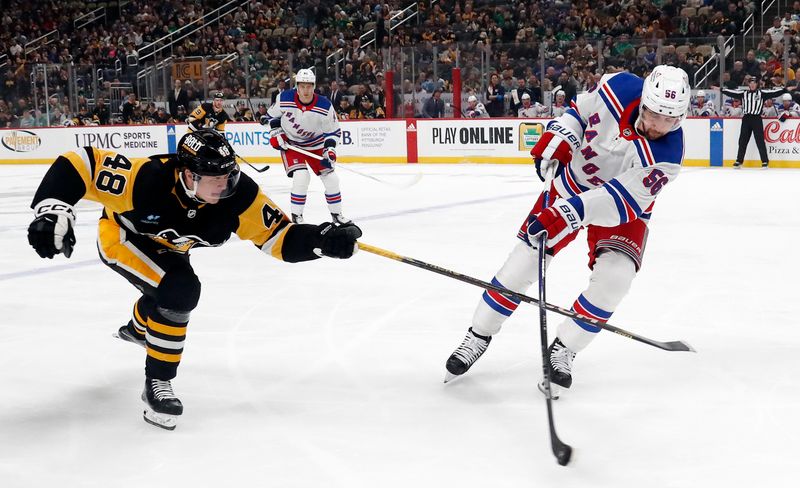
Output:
[{"xmin": 722, "ymin": 77, "xmax": 788, "ymax": 168}]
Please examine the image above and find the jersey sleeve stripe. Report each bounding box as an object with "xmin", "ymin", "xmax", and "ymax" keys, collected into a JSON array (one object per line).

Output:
[
  {"xmin": 565, "ymin": 108, "xmax": 587, "ymax": 131},
  {"xmin": 603, "ymin": 183, "xmax": 634, "ymax": 224},
  {"xmin": 600, "ymin": 83, "xmax": 623, "ymax": 119},
  {"xmin": 608, "ymin": 178, "xmax": 642, "ymax": 216},
  {"xmin": 633, "ymin": 139, "xmax": 656, "ymax": 167}
]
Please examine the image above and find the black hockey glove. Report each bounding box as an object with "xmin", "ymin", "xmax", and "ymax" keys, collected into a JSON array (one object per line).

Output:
[
  {"xmin": 317, "ymin": 222, "xmax": 362, "ymax": 259},
  {"xmin": 28, "ymin": 199, "xmax": 76, "ymax": 259}
]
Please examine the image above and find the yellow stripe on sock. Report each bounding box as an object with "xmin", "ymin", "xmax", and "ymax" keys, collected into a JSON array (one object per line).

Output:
[{"xmin": 146, "ymin": 347, "xmax": 182, "ymax": 363}]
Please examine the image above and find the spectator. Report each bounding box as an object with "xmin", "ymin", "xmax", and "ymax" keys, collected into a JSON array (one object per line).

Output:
[
  {"xmin": 328, "ymin": 80, "xmax": 344, "ymax": 110},
  {"xmin": 168, "ymin": 79, "xmax": 189, "ymax": 117},
  {"xmin": 485, "ymin": 73, "xmax": 505, "ymax": 117},
  {"xmin": 766, "ymin": 17, "xmax": 787, "ymax": 47},
  {"xmin": 422, "ymin": 88, "xmax": 445, "ymax": 118},
  {"xmin": 93, "ymin": 99, "xmax": 110, "ymax": 126},
  {"xmin": 349, "ymin": 94, "xmax": 385, "ymax": 119},
  {"xmin": 121, "ymin": 94, "xmax": 139, "ymax": 124},
  {"xmin": 508, "ymin": 78, "xmax": 531, "ymax": 113},
  {"xmin": 337, "ymin": 97, "xmax": 352, "ymax": 120}
]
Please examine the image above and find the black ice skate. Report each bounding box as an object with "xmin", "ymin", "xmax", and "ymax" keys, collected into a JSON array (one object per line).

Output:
[
  {"xmin": 291, "ymin": 213, "xmax": 304, "ymax": 224},
  {"xmin": 142, "ymin": 378, "xmax": 183, "ymax": 430},
  {"xmin": 331, "ymin": 213, "xmax": 352, "ymax": 225},
  {"xmin": 113, "ymin": 322, "xmax": 145, "ymax": 348},
  {"xmin": 538, "ymin": 338, "xmax": 576, "ymax": 400},
  {"xmin": 444, "ymin": 327, "xmax": 491, "ymax": 383}
]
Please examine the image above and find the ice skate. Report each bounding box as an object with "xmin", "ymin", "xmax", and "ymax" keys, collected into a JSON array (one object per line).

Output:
[
  {"xmin": 291, "ymin": 213, "xmax": 304, "ymax": 224},
  {"xmin": 142, "ymin": 378, "xmax": 183, "ymax": 430},
  {"xmin": 444, "ymin": 327, "xmax": 491, "ymax": 383},
  {"xmin": 113, "ymin": 322, "xmax": 145, "ymax": 348},
  {"xmin": 538, "ymin": 338, "xmax": 576, "ymax": 400},
  {"xmin": 733, "ymin": 161, "xmax": 742, "ymax": 169},
  {"xmin": 331, "ymin": 213, "xmax": 352, "ymax": 225}
]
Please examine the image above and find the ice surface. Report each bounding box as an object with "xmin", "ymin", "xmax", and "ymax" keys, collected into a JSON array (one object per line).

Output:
[{"xmin": 1, "ymin": 163, "xmax": 798, "ymax": 486}]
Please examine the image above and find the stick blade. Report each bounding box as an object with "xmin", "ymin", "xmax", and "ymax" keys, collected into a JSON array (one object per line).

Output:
[
  {"xmin": 553, "ymin": 441, "xmax": 573, "ymax": 466},
  {"xmin": 662, "ymin": 340, "xmax": 696, "ymax": 352}
]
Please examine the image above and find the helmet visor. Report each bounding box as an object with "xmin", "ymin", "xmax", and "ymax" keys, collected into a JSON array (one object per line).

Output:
[
  {"xmin": 640, "ymin": 105, "xmax": 681, "ymax": 133},
  {"xmin": 189, "ymin": 165, "xmax": 240, "ymax": 202}
]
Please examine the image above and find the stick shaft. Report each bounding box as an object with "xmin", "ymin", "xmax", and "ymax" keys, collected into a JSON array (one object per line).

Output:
[{"xmin": 357, "ymin": 242, "xmax": 694, "ymax": 352}]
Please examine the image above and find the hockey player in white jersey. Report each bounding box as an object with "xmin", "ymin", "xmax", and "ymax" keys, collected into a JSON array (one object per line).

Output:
[
  {"xmin": 261, "ymin": 68, "xmax": 349, "ymax": 224},
  {"xmin": 550, "ymin": 90, "xmax": 568, "ymax": 117},
  {"xmin": 777, "ymin": 93, "xmax": 800, "ymax": 120},
  {"xmin": 518, "ymin": 93, "xmax": 547, "ymax": 118},
  {"xmin": 444, "ymin": 65, "xmax": 690, "ymax": 396},
  {"xmin": 690, "ymin": 90, "xmax": 717, "ymax": 116},
  {"xmin": 465, "ymin": 95, "xmax": 490, "ymax": 118}
]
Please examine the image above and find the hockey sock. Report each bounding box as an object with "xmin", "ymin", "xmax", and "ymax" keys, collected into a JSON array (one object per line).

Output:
[
  {"xmin": 320, "ymin": 171, "xmax": 344, "ymax": 215},
  {"xmin": 130, "ymin": 295, "xmax": 155, "ymax": 339},
  {"xmin": 472, "ymin": 241, "xmax": 552, "ymax": 336},
  {"xmin": 144, "ymin": 307, "xmax": 188, "ymax": 381},
  {"xmin": 290, "ymin": 169, "xmax": 310, "ymax": 217},
  {"xmin": 557, "ymin": 251, "xmax": 635, "ymax": 352}
]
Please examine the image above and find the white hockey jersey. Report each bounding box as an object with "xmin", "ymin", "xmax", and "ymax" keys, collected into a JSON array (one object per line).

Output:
[
  {"xmin": 266, "ymin": 89, "xmax": 341, "ymax": 150},
  {"xmin": 518, "ymin": 103, "xmax": 547, "ymax": 118},
  {"xmin": 546, "ymin": 72, "xmax": 685, "ymax": 228},
  {"xmin": 777, "ymin": 101, "xmax": 800, "ymax": 118},
  {"xmin": 466, "ymin": 102, "xmax": 490, "ymax": 118},
  {"xmin": 762, "ymin": 103, "xmax": 779, "ymax": 117},
  {"xmin": 690, "ymin": 100, "xmax": 717, "ymax": 116},
  {"xmin": 723, "ymin": 104, "xmax": 743, "ymax": 117}
]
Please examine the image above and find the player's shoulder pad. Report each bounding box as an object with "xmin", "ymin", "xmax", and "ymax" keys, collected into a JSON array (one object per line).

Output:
[
  {"xmin": 601, "ymin": 72, "xmax": 644, "ymax": 109},
  {"xmin": 643, "ymin": 127, "xmax": 685, "ymax": 165},
  {"xmin": 280, "ymin": 89, "xmax": 297, "ymax": 102},
  {"xmin": 314, "ymin": 95, "xmax": 333, "ymax": 110}
]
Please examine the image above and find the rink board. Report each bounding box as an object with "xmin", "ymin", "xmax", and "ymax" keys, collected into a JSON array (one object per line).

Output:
[{"xmin": 2, "ymin": 118, "xmax": 799, "ymax": 167}]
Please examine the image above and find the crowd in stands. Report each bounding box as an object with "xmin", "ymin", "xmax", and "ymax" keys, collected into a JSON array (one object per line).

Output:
[{"xmin": 4, "ymin": 0, "xmax": 800, "ymax": 127}]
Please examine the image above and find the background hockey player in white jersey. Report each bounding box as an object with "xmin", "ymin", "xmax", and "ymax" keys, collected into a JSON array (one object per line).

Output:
[
  {"xmin": 723, "ymin": 97, "xmax": 744, "ymax": 116},
  {"xmin": 690, "ymin": 90, "xmax": 717, "ymax": 116},
  {"xmin": 517, "ymin": 93, "xmax": 547, "ymax": 118},
  {"xmin": 550, "ymin": 90, "xmax": 568, "ymax": 117},
  {"xmin": 444, "ymin": 65, "xmax": 690, "ymax": 397},
  {"xmin": 762, "ymin": 96, "xmax": 780, "ymax": 117},
  {"xmin": 464, "ymin": 95, "xmax": 490, "ymax": 118},
  {"xmin": 261, "ymin": 69, "xmax": 349, "ymax": 224},
  {"xmin": 777, "ymin": 93, "xmax": 800, "ymax": 120}
]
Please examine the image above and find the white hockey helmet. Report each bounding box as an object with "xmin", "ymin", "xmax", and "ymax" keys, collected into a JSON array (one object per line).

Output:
[
  {"xmin": 295, "ymin": 68, "xmax": 316, "ymax": 87},
  {"xmin": 467, "ymin": 95, "xmax": 478, "ymax": 103},
  {"xmin": 640, "ymin": 65, "xmax": 690, "ymax": 128},
  {"xmin": 696, "ymin": 89, "xmax": 706, "ymax": 98},
  {"xmin": 782, "ymin": 93, "xmax": 793, "ymax": 101}
]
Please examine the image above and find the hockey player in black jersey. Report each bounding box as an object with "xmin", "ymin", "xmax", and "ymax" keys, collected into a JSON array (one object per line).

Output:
[
  {"xmin": 186, "ymin": 91, "xmax": 232, "ymax": 132},
  {"xmin": 27, "ymin": 129, "xmax": 362, "ymax": 430}
]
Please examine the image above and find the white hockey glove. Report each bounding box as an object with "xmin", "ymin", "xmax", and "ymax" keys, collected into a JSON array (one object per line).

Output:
[{"xmin": 28, "ymin": 198, "xmax": 76, "ymax": 259}]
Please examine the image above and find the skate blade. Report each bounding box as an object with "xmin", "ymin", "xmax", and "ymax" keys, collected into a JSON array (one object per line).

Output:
[
  {"xmin": 113, "ymin": 331, "xmax": 146, "ymax": 349},
  {"xmin": 142, "ymin": 406, "xmax": 179, "ymax": 430},
  {"xmin": 537, "ymin": 380, "xmax": 561, "ymax": 400},
  {"xmin": 443, "ymin": 371, "xmax": 459, "ymax": 383}
]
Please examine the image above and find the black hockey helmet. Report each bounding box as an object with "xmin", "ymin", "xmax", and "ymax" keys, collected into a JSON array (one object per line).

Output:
[{"xmin": 177, "ymin": 129, "xmax": 240, "ymax": 201}]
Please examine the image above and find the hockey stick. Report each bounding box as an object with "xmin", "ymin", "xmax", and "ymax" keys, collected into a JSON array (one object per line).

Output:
[
  {"xmin": 237, "ymin": 154, "xmax": 270, "ymax": 173},
  {"xmin": 285, "ymin": 144, "xmax": 422, "ymax": 189},
  {"xmin": 536, "ymin": 164, "xmax": 572, "ymax": 465},
  {"xmin": 356, "ymin": 242, "xmax": 695, "ymax": 353}
]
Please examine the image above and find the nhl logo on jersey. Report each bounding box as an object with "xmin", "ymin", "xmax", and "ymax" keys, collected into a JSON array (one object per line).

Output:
[
  {"xmin": 187, "ymin": 209, "xmax": 197, "ymax": 218},
  {"xmin": 622, "ymin": 128, "xmax": 633, "ymax": 137}
]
